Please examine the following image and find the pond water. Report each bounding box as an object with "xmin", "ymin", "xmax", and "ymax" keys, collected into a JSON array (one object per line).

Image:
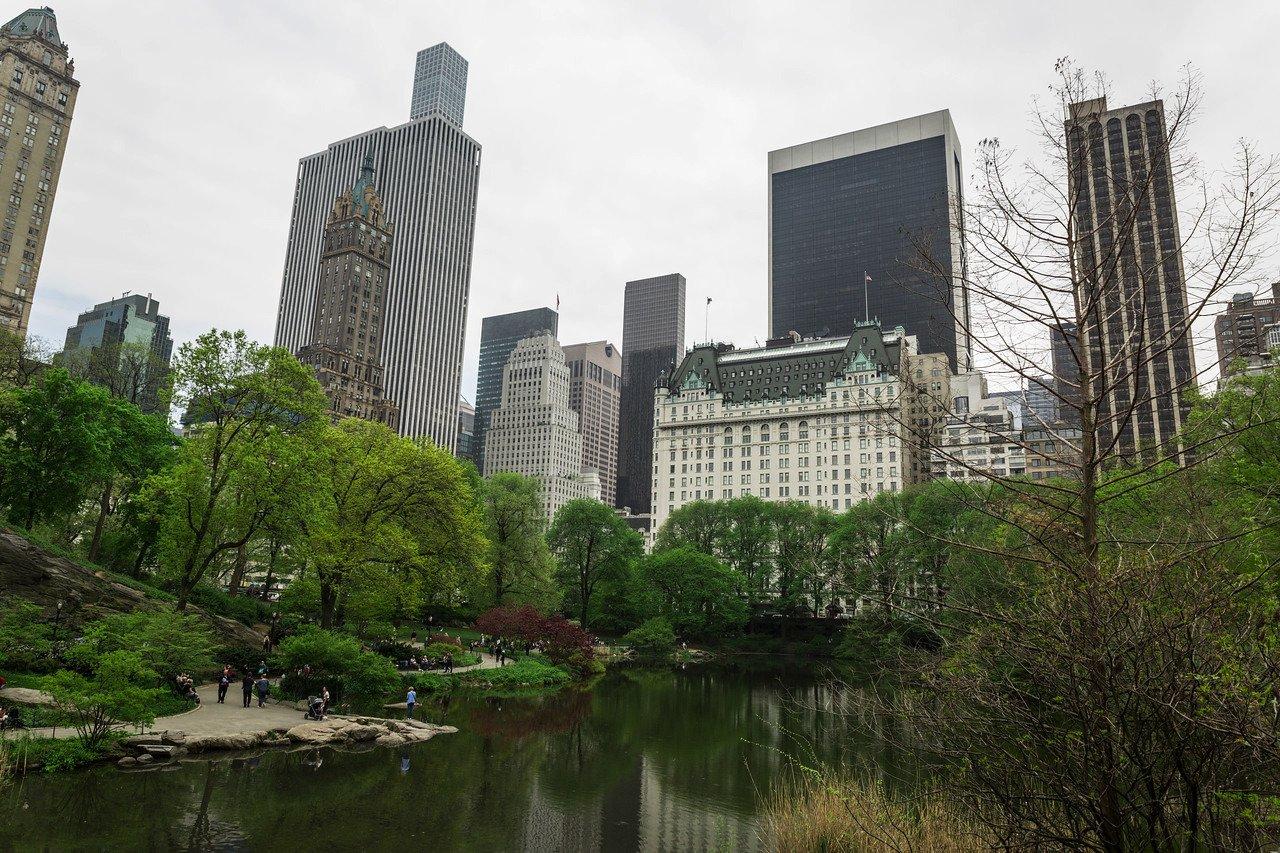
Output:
[{"xmin": 0, "ymin": 660, "xmax": 912, "ymax": 852}]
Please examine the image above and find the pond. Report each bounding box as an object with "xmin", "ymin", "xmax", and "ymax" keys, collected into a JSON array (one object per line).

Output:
[{"xmin": 0, "ymin": 659, "xmax": 914, "ymax": 851}]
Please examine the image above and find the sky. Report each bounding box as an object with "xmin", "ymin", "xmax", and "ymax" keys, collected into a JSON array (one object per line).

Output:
[{"xmin": 24, "ymin": 0, "xmax": 1280, "ymax": 401}]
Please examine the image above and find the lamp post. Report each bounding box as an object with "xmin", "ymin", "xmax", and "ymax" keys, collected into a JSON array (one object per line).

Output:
[{"xmin": 52, "ymin": 599, "xmax": 64, "ymax": 646}]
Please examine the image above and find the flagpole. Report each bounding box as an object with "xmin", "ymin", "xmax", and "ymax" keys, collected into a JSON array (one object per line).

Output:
[
  {"xmin": 863, "ymin": 271, "xmax": 869, "ymax": 323},
  {"xmin": 704, "ymin": 297, "xmax": 711, "ymax": 343}
]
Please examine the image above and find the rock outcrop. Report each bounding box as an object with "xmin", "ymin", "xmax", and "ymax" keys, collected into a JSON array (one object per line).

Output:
[
  {"xmin": 177, "ymin": 717, "xmax": 454, "ymax": 755},
  {"xmin": 0, "ymin": 530, "xmax": 261, "ymax": 650}
]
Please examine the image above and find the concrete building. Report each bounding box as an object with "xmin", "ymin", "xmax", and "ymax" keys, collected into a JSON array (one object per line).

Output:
[
  {"xmin": 410, "ymin": 42, "xmax": 467, "ymax": 124},
  {"xmin": 473, "ymin": 307, "xmax": 558, "ymax": 468},
  {"xmin": 294, "ymin": 157, "xmax": 398, "ymax": 428},
  {"xmin": 456, "ymin": 397, "xmax": 475, "ymax": 462},
  {"xmin": 1066, "ymin": 97, "xmax": 1195, "ymax": 461},
  {"xmin": 483, "ymin": 332, "xmax": 601, "ymax": 521},
  {"xmin": 651, "ymin": 321, "xmax": 935, "ymax": 530},
  {"xmin": 768, "ymin": 110, "xmax": 970, "ymax": 369},
  {"xmin": 0, "ymin": 7, "xmax": 77, "ymax": 337},
  {"xmin": 1214, "ymin": 284, "xmax": 1280, "ymax": 378},
  {"xmin": 1025, "ymin": 423, "xmax": 1082, "ymax": 481},
  {"xmin": 61, "ymin": 292, "xmax": 172, "ymax": 412},
  {"xmin": 618, "ymin": 274, "xmax": 685, "ymax": 514},
  {"xmin": 1025, "ymin": 376, "xmax": 1057, "ymax": 426},
  {"xmin": 932, "ymin": 372, "xmax": 1025, "ymax": 482},
  {"xmin": 274, "ymin": 43, "xmax": 480, "ymax": 448},
  {"xmin": 563, "ymin": 340, "xmax": 621, "ymax": 506}
]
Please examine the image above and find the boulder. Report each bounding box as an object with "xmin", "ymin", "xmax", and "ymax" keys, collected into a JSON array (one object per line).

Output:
[
  {"xmin": 0, "ymin": 686, "xmax": 54, "ymax": 706},
  {"xmin": 160, "ymin": 731, "xmax": 187, "ymax": 746},
  {"xmin": 185, "ymin": 731, "xmax": 264, "ymax": 752},
  {"xmin": 139, "ymin": 744, "xmax": 184, "ymax": 759},
  {"xmin": 116, "ymin": 756, "xmax": 137, "ymax": 768},
  {"xmin": 122, "ymin": 734, "xmax": 166, "ymax": 748},
  {"xmin": 136, "ymin": 753, "xmax": 154, "ymax": 765},
  {"xmin": 374, "ymin": 733, "xmax": 407, "ymax": 747}
]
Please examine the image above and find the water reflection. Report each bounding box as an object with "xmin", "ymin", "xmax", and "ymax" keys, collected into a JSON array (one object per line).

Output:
[{"xmin": 0, "ymin": 660, "xmax": 910, "ymax": 852}]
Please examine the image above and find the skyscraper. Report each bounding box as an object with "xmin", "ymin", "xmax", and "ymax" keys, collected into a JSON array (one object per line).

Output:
[
  {"xmin": 483, "ymin": 332, "xmax": 601, "ymax": 521},
  {"xmin": 1065, "ymin": 97, "xmax": 1195, "ymax": 460},
  {"xmin": 563, "ymin": 340, "xmax": 622, "ymax": 506},
  {"xmin": 617, "ymin": 273, "xmax": 685, "ymax": 515},
  {"xmin": 61, "ymin": 293, "xmax": 172, "ymax": 412},
  {"xmin": 294, "ymin": 157, "xmax": 398, "ymax": 428},
  {"xmin": 456, "ymin": 397, "xmax": 475, "ymax": 461},
  {"xmin": 410, "ymin": 42, "xmax": 467, "ymax": 125},
  {"xmin": 768, "ymin": 110, "xmax": 970, "ymax": 369},
  {"xmin": 0, "ymin": 7, "xmax": 77, "ymax": 338},
  {"xmin": 274, "ymin": 45, "xmax": 480, "ymax": 449},
  {"xmin": 473, "ymin": 307, "xmax": 559, "ymax": 468},
  {"xmin": 1214, "ymin": 283, "xmax": 1280, "ymax": 377},
  {"xmin": 1051, "ymin": 321, "xmax": 1080, "ymax": 427}
]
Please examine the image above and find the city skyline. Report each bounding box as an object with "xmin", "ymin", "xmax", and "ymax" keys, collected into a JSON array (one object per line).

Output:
[{"xmin": 16, "ymin": 1, "xmax": 1279, "ymax": 404}]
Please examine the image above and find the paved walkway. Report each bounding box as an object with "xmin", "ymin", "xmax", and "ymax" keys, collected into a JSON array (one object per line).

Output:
[
  {"xmin": 5, "ymin": 682, "xmax": 311, "ymax": 741},
  {"xmin": 396, "ymin": 650, "xmax": 502, "ymax": 676}
]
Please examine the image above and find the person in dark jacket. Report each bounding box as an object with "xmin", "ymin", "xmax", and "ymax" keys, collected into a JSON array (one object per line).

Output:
[
  {"xmin": 217, "ymin": 672, "xmax": 230, "ymax": 704},
  {"xmin": 255, "ymin": 676, "xmax": 270, "ymax": 707},
  {"xmin": 241, "ymin": 674, "xmax": 254, "ymax": 708}
]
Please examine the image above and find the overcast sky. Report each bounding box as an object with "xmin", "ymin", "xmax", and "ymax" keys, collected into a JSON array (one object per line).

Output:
[{"xmin": 25, "ymin": 0, "xmax": 1280, "ymax": 400}]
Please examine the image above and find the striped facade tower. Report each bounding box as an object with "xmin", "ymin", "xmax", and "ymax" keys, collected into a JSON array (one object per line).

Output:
[{"xmin": 274, "ymin": 42, "xmax": 479, "ymax": 449}]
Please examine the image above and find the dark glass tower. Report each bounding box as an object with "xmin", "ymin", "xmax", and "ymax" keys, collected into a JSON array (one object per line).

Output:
[
  {"xmin": 617, "ymin": 273, "xmax": 685, "ymax": 514},
  {"xmin": 61, "ymin": 293, "xmax": 172, "ymax": 413},
  {"xmin": 473, "ymin": 307, "xmax": 558, "ymax": 469},
  {"xmin": 1065, "ymin": 97, "xmax": 1195, "ymax": 461},
  {"xmin": 768, "ymin": 110, "xmax": 970, "ymax": 368}
]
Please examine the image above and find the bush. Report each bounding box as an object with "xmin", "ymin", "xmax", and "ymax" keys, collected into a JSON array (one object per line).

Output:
[
  {"xmin": 423, "ymin": 642, "xmax": 464, "ymax": 660},
  {"xmin": 47, "ymin": 651, "xmax": 165, "ymax": 747},
  {"xmin": 69, "ymin": 610, "xmax": 217, "ymax": 685},
  {"xmin": 10, "ymin": 734, "xmax": 121, "ymax": 773},
  {"xmin": 272, "ymin": 627, "xmax": 400, "ymax": 706},
  {"xmin": 0, "ymin": 597, "xmax": 54, "ymax": 671},
  {"xmin": 371, "ymin": 639, "xmax": 416, "ymax": 661},
  {"xmin": 623, "ymin": 617, "xmax": 676, "ymax": 660},
  {"xmin": 179, "ymin": 584, "xmax": 271, "ymax": 627},
  {"xmin": 458, "ymin": 657, "xmax": 571, "ymax": 691},
  {"xmin": 428, "ymin": 633, "xmax": 462, "ymax": 648}
]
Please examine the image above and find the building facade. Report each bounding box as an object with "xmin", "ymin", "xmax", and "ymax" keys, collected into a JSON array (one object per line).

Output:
[
  {"xmin": 410, "ymin": 42, "xmax": 467, "ymax": 124},
  {"xmin": 651, "ymin": 322, "xmax": 932, "ymax": 530},
  {"xmin": 274, "ymin": 43, "xmax": 480, "ymax": 448},
  {"xmin": 1025, "ymin": 424, "xmax": 1083, "ymax": 481},
  {"xmin": 563, "ymin": 340, "xmax": 621, "ymax": 506},
  {"xmin": 931, "ymin": 373, "xmax": 1025, "ymax": 482},
  {"xmin": 61, "ymin": 293, "xmax": 172, "ymax": 412},
  {"xmin": 1214, "ymin": 284, "xmax": 1280, "ymax": 378},
  {"xmin": 483, "ymin": 333, "xmax": 601, "ymax": 521},
  {"xmin": 1066, "ymin": 97, "xmax": 1195, "ymax": 461},
  {"xmin": 456, "ymin": 397, "xmax": 475, "ymax": 461},
  {"xmin": 0, "ymin": 7, "xmax": 76, "ymax": 337},
  {"xmin": 294, "ymin": 157, "xmax": 398, "ymax": 428},
  {"xmin": 473, "ymin": 307, "xmax": 558, "ymax": 468},
  {"xmin": 768, "ymin": 110, "xmax": 970, "ymax": 369},
  {"xmin": 618, "ymin": 273, "xmax": 685, "ymax": 514}
]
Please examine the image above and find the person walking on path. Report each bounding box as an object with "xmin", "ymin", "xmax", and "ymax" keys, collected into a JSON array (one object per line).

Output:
[
  {"xmin": 255, "ymin": 675, "xmax": 270, "ymax": 708},
  {"xmin": 241, "ymin": 674, "xmax": 254, "ymax": 708},
  {"xmin": 217, "ymin": 672, "xmax": 230, "ymax": 704},
  {"xmin": 444, "ymin": 652, "xmax": 453, "ymax": 675},
  {"xmin": 406, "ymin": 687, "xmax": 416, "ymax": 719},
  {"xmin": 321, "ymin": 685, "xmax": 331, "ymax": 715}
]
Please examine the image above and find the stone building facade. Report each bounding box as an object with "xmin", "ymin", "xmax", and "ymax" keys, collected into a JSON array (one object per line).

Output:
[
  {"xmin": 562, "ymin": 340, "xmax": 621, "ymax": 506},
  {"xmin": 483, "ymin": 332, "xmax": 601, "ymax": 522},
  {"xmin": 0, "ymin": 7, "xmax": 76, "ymax": 337},
  {"xmin": 295, "ymin": 156, "xmax": 399, "ymax": 428},
  {"xmin": 651, "ymin": 322, "xmax": 935, "ymax": 530}
]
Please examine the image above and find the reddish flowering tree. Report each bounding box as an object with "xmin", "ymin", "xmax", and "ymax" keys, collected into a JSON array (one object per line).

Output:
[
  {"xmin": 474, "ymin": 605, "xmax": 546, "ymax": 644},
  {"xmin": 473, "ymin": 606, "xmax": 601, "ymax": 677}
]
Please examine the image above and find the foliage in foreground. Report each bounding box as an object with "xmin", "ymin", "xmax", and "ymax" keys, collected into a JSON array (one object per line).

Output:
[
  {"xmin": 621, "ymin": 617, "xmax": 676, "ymax": 660},
  {"xmin": 272, "ymin": 626, "xmax": 400, "ymax": 704},
  {"xmin": 761, "ymin": 770, "xmax": 987, "ymax": 852}
]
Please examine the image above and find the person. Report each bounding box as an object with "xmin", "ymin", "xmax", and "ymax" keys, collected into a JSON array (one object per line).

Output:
[
  {"xmin": 444, "ymin": 652, "xmax": 453, "ymax": 675},
  {"xmin": 255, "ymin": 675, "xmax": 269, "ymax": 708},
  {"xmin": 241, "ymin": 673, "xmax": 254, "ymax": 708},
  {"xmin": 405, "ymin": 686, "xmax": 416, "ymax": 719},
  {"xmin": 321, "ymin": 685, "xmax": 331, "ymax": 715},
  {"xmin": 256, "ymin": 661, "xmax": 267, "ymax": 677},
  {"xmin": 217, "ymin": 672, "xmax": 230, "ymax": 704},
  {"xmin": 262, "ymin": 634, "xmax": 272, "ymax": 653},
  {"xmin": 410, "ymin": 631, "xmax": 418, "ymax": 645}
]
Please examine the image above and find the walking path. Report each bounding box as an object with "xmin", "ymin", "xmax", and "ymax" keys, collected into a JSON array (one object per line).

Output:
[{"xmin": 396, "ymin": 650, "xmax": 502, "ymax": 676}]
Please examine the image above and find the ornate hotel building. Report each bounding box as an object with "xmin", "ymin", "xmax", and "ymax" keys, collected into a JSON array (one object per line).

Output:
[
  {"xmin": 294, "ymin": 157, "xmax": 398, "ymax": 428},
  {"xmin": 651, "ymin": 322, "xmax": 937, "ymax": 529},
  {"xmin": 0, "ymin": 7, "xmax": 76, "ymax": 337},
  {"xmin": 483, "ymin": 332, "xmax": 601, "ymax": 522}
]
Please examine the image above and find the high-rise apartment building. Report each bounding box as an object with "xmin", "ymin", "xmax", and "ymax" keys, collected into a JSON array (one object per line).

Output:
[
  {"xmin": 563, "ymin": 340, "xmax": 621, "ymax": 506},
  {"xmin": 1066, "ymin": 97, "xmax": 1195, "ymax": 460},
  {"xmin": 274, "ymin": 45, "xmax": 480, "ymax": 449},
  {"xmin": 617, "ymin": 274, "xmax": 685, "ymax": 514},
  {"xmin": 294, "ymin": 157, "xmax": 398, "ymax": 428},
  {"xmin": 0, "ymin": 7, "xmax": 76, "ymax": 337},
  {"xmin": 456, "ymin": 397, "xmax": 475, "ymax": 461},
  {"xmin": 473, "ymin": 307, "xmax": 559, "ymax": 468},
  {"xmin": 1214, "ymin": 283, "xmax": 1280, "ymax": 377},
  {"xmin": 768, "ymin": 111, "xmax": 970, "ymax": 369},
  {"xmin": 483, "ymin": 332, "xmax": 601, "ymax": 521},
  {"xmin": 410, "ymin": 42, "xmax": 467, "ymax": 125},
  {"xmin": 61, "ymin": 293, "xmax": 172, "ymax": 412}
]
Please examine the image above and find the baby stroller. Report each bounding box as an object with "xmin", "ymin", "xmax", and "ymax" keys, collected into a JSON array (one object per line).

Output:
[{"xmin": 304, "ymin": 696, "xmax": 326, "ymax": 720}]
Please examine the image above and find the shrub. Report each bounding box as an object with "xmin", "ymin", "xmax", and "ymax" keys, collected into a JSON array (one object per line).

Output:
[
  {"xmin": 371, "ymin": 639, "xmax": 416, "ymax": 661},
  {"xmin": 273, "ymin": 627, "xmax": 399, "ymax": 706},
  {"xmin": 69, "ymin": 610, "xmax": 217, "ymax": 684},
  {"xmin": 10, "ymin": 734, "xmax": 119, "ymax": 773},
  {"xmin": 623, "ymin": 617, "xmax": 676, "ymax": 660},
  {"xmin": 474, "ymin": 606, "xmax": 545, "ymax": 643},
  {"xmin": 428, "ymin": 633, "xmax": 463, "ymax": 648},
  {"xmin": 423, "ymin": 642, "xmax": 464, "ymax": 660},
  {"xmin": 179, "ymin": 583, "xmax": 270, "ymax": 627},
  {"xmin": 0, "ymin": 597, "xmax": 54, "ymax": 671},
  {"xmin": 47, "ymin": 651, "xmax": 165, "ymax": 747},
  {"xmin": 458, "ymin": 657, "xmax": 571, "ymax": 691}
]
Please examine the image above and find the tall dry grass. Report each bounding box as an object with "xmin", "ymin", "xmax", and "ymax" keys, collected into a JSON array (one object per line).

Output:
[{"xmin": 760, "ymin": 771, "xmax": 989, "ymax": 852}]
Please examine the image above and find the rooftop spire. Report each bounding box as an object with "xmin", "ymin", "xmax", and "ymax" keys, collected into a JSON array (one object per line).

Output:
[{"xmin": 2, "ymin": 6, "xmax": 61, "ymax": 45}]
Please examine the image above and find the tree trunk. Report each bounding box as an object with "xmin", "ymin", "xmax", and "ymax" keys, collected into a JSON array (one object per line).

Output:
[
  {"xmin": 88, "ymin": 481, "xmax": 113, "ymax": 563},
  {"xmin": 320, "ymin": 582, "xmax": 337, "ymax": 629},
  {"xmin": 227, "ymin": 543, "xmax": 248, "ymax": 596}
]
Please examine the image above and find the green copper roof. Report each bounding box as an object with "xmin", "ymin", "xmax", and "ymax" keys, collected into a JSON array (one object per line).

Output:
[
  {"xmin": 2, "ymin": 7, "xmax": 61, "ymax": 44},
  {"xmin": 350, "ymin": 154, "xmax": 377, "ymax": 218}
]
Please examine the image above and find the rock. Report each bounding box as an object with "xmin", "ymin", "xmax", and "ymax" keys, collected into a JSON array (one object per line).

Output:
[
  {"xmin": 136, "ymin": 753, "xmax": 154, "ymax": 765},
  {"xmin": 185, "ymin": 732, "xmax": 264, "ymax": 752},
  {"xmin": 116, "ymin": 756, "xmax": 137, "ymax": 768},
  {"xmin": 0, "ymin": 686, "xmax": 54, "ymax": 706},
  {"xmin": 343, "ymin": 724, "xmax": 383, "ymax": 743},
  {"xmin": 160, "ymin": 731, "xmax": 187, "ymax": 746},
  {"xmin": 374, "ymin": 733, "xmax": 407, "ymax": 747},
  {"xmin": 140, "ymin": 744, "xmax": 183, "ymax": 759},
  {"xmin": 122, "ymin": 734, "xmax": 166, "ymax": 748}
]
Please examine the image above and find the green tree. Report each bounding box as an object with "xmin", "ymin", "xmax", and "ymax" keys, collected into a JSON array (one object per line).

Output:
[
  {"xmin": 622, "ymin": 617, "xmax": 676, "ymax": 659},
  {"xmin": 152, "ymin": 330, "xmax": 327, "ymax": 610},
  {"xmin": 0, "ymin": 327, "xmax": 50, "ymax": 389},
  {"xmin": 0, "ymin": 597, "xmax": 53, "ymax": 670},
  {"xmin": 84, "ymin": 399, "xmax": 175, "ymax": 563},
  {"xmin": 57, "ymin": 339, "xmax": 172, "ymax": 414},
  {"xmin": 69, "ymin": 610, "xmax": 217, "ymax": 685},
  {"xmin": 47, "ymin": 650, "xmax": 165, "ymax": 747},
  {"xmin": 641, "ymin": 547, "xmax": 747, "ymax": 640},
  {"xmin": 771, "ymin": 502, "xmax": 834, "ymax": 615},
  {"xmin": 655, "ymin": 500, "xmax": 726, "ymax": 553},
  {"xmin": 548, "ymin": 499, "xmax": 643, "ymax": 629},
  {"xmin": 474, "ymin": 472, "xmax": 556, "ymax": 610}
]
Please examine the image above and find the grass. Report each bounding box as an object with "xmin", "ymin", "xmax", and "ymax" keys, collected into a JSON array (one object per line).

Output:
[
  {"xmin": 400, "ymin": 657, "xmax": 572, "ymax": 697},
  {"xmin": 760, "ymin": 771, "xmax": 989, "ymax": 852},
  {"xmin": 1, "ymin": 670, "xmax": 193, "ymax": 720},
  {"xmin": 0, "ymin": 732, "xmax": 126, "ymax": 775}
]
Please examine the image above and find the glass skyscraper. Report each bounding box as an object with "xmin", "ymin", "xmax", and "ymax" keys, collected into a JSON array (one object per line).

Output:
[
  {"xmin": 473, "ymin": 307, "xmax": 559, "ymax": 470},
  {"xmin": 768, "ymin": 110, "xmax": 970, "ymax": 369},
  {"xmin": 617, "ymin": 273, "xmax": 685, "ymax": 515},
  {"xmin": 410, "ymin": 42, "xmax": 467, "ymax": 125}
]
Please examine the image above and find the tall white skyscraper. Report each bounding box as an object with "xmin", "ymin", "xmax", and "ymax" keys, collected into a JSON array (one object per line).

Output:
[
  {"xmin": 274, "ymin": 46, "xmax": 481, "ymax": 448},
  {"xmin": 410, "ymin": 42, "xmax": 467, "ymax": 125}
]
